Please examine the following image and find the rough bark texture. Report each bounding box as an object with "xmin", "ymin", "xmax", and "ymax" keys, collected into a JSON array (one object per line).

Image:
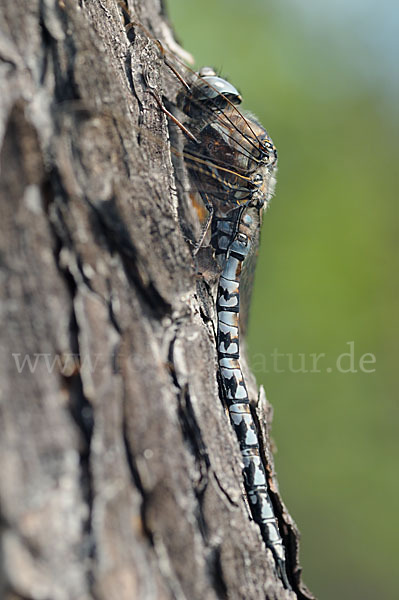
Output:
[{"xmin": 0, "ymin": 1, "xmax": 314, "ymax": 599}]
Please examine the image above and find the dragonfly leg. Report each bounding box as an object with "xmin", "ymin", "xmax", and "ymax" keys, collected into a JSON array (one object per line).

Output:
[
  {"xmin": 191, "ymin": 192, "xmax": 214, "ymax": 256},
  {"xmin": 147, "ymin": 90, "xmax": 200, "ymax": 144}
]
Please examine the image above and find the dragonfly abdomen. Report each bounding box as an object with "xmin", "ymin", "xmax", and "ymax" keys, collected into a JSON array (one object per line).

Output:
[{"xmin": 214, "ymin": 211, "xmax": 291, "ymax": 589}]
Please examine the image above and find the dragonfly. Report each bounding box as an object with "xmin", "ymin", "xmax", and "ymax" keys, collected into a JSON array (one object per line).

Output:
[
  {"xmin": 177, "ymin": 69, "xmax": 291, "ymax": 590},
  {"xmin": 120, "ymin": 1, "xmax": 292, "ymax": 591}
]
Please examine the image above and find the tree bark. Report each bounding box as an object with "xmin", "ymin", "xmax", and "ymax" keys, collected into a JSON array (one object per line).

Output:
[{"xmin": 0, "ymin": 1, "xmax": 314, "ymax": 599}]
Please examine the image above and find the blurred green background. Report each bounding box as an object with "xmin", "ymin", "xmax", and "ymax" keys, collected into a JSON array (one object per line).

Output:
[{"xmin": 167, "ymin": 0, "xmax": 398, "ymax": 598}]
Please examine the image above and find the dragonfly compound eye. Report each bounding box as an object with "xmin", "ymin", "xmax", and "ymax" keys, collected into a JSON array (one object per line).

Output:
[{"xmin": 195, "ymin": 70, "xmax": 242, "ymax": 108}]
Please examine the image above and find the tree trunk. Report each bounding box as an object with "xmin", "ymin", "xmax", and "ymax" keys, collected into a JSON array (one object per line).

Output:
[{"xmin": 0, "ymin": 1, "xmax": 314, "ymax": 599}]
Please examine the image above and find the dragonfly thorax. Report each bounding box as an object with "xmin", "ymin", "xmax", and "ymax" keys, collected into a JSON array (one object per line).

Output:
[{"xmin": 190, "ymin": 107, "xmax": 278, "ymax": 210}]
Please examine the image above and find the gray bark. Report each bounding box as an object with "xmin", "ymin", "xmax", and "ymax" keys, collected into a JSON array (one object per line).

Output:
[{"xmin": 0, "ymin": 1, "xmax": 314, "ymax": 599}]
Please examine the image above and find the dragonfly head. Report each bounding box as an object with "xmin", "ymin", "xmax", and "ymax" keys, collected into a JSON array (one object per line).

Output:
[{"xmin": 196, "ymin": 67, "xmax": 243, "ymax": 107}]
